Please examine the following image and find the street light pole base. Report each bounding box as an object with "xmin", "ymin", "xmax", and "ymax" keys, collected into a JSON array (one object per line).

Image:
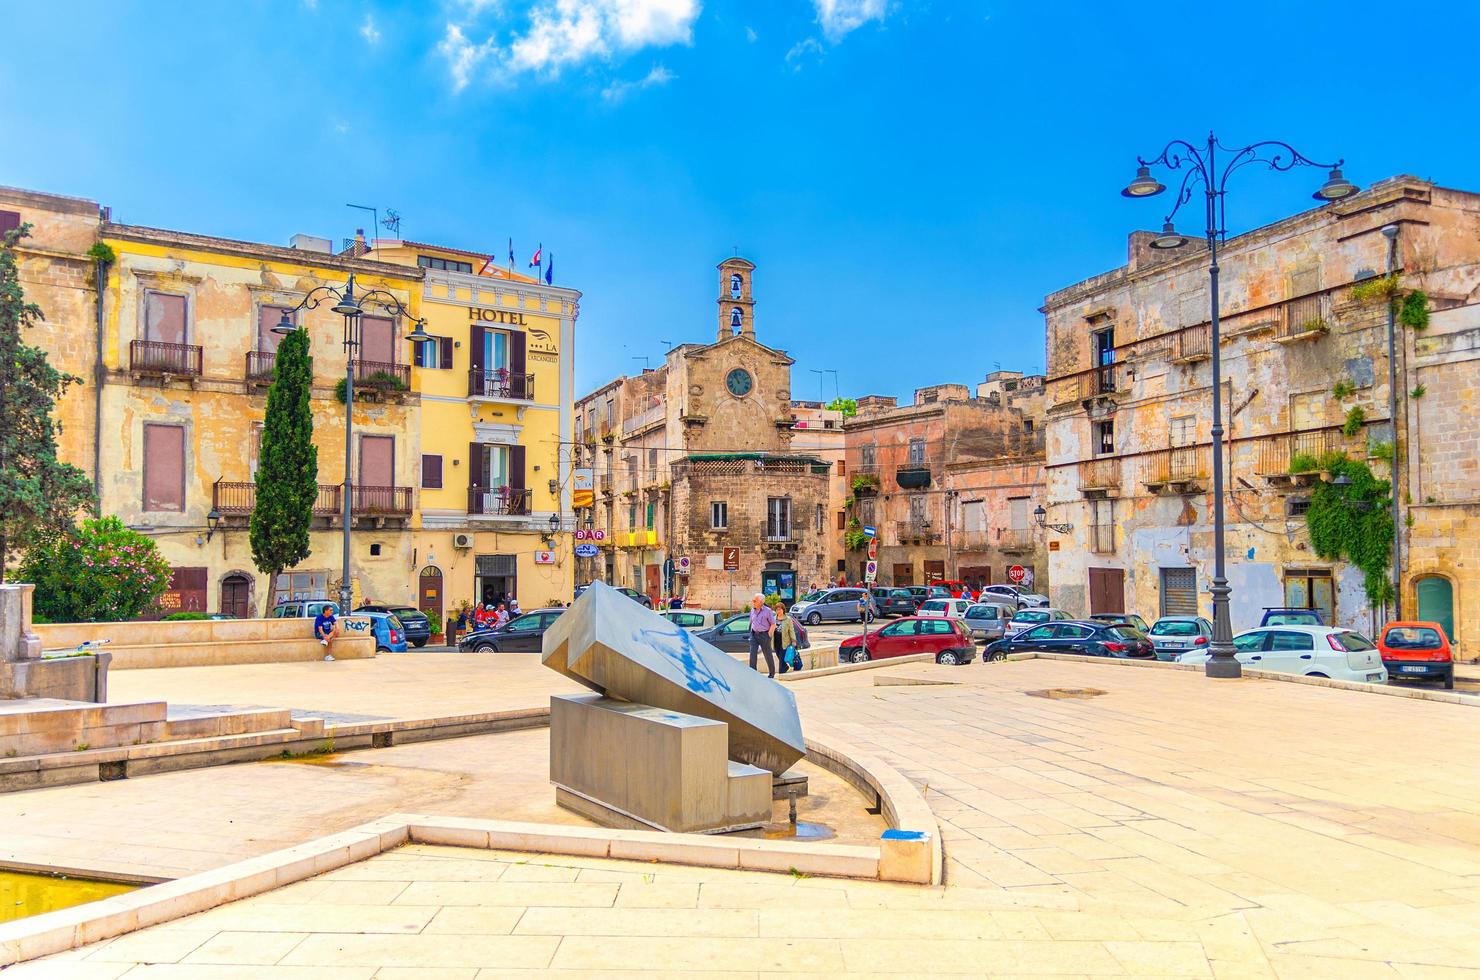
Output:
[{"xmin": 1205, "ymin": 658, "xmax": 1242, "ymax": 679}]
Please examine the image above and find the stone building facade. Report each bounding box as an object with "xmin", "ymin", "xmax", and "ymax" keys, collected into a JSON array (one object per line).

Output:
[
  {"xmin": 842, "ymin": 374, "xmax": 1046, "ymax": 589},
  {"xmin": 788, "ymin": 400, "xmax": 847, "ymax": 580},
  {"xmin": 575, "ymin": 258, "xmax": 830, "ymax": 608},
  {"xmin": 1041, "ymin": 175, "xmax": 1479, "ymax": 651},
  {"xmin": 3, "ymin": 184, "xmax": 577, "ymax": 621}
]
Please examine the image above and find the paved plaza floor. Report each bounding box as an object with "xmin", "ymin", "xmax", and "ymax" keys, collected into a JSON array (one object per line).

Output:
[{"xmin": 7, "ymin": 656, "xmax": 1480, "ymax": 976}]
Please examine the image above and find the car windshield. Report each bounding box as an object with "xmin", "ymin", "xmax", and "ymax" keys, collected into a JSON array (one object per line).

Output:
[
  {"xmin": 1016, "ymin": 610, "xmax": 1048, "ymax": 623},
  {"xmin": 920, "ymin": 601, "xmax": 946, "ymax": 611},
  {"xmin": 1332, "ymin": 631, "xmax": 1376, "ymax": 652},
  {"xmin": 1151, "ymin": 620, "xmax": 1200, "ymax": 636},
  {"xmin": 1266, "ymin": 612, "xmax": 1319, "ymax": 625},
  {"xmin": 889, "ymin": 590, "xmax": 911, "ymax": 598},
  {"xmin": 1384, "ymin": 626, "xmax": 1444, "ymax": 650},
  {"xmin": 392, "ymin": 607, "xmax": 420, "ymax": 617},
  {"xmin": 798, "ymin": 591, "xmax": 824, "ymax": 603},
  {"xmin": 965, "ymin": 605, "xmax": 998, "ymax": 618}
]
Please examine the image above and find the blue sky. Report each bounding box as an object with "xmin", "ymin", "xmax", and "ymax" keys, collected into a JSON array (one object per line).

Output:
[{"xmin": 4, "ymin": 0, "xmax": 1478, "ymax": 398}]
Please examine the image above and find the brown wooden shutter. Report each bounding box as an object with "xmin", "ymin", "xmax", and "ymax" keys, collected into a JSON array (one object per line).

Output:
[
  {"xmin": 440, "ymin": 336, "xmax": 454, "ymax": 369},
  {"xmin": 469, "ymin": 326, "xmax": 486, "ymax": 373},
  {"xmin": 359, "ymin": 435, "xmax": 394, "ymax": 487},
  {"xmin": 421, "ymin": 454, "xmax": 443, "ymax": 489},
  {"xmin": 508, "ymin": 445, "xmax": 526, "ymax": 490},
  {"xmin": 0, "ymin": 210, "xmax": 20, "ymax": 235},
  {"xmin": 146, "ymin": 293, "xmax": 187, "ymax": 345},
  {"xmin": 143, "ymin": 423, "xmax": 185, "ymax": 511},
  {"xmin": 510, "ymin": 332, "xmax": 527, "ymax": 396},
  {"xmin": 360, "ymin": 316, "xmax": 394, "ymax": 364},
  {"xmin": 836, "ymin": 512, "xmax": 846, "ymax": 531},
  {"xmin": 468, "ymin": 443, "xmax": 485, "ymax": 488}
]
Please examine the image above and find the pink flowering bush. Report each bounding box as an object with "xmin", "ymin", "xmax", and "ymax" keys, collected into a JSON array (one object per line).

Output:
[{"xmin": 21, "ymin": 516, "xmax": 173, "ymax": 622}]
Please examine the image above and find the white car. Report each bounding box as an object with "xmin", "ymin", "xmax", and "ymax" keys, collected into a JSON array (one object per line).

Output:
[
  {"xmin": 917, "ymin": 598, "xmax": 971, "ymax": 619},
  {"xmin": 979, "ymin": 584, "xmax": 1050, "ymax": 609},
  {"xmin": 660, "ymin": 608, "xmax": 725, "ymax": 631},
  {"xmin": 1006, "ymin": 606, "xmax": 1072, "ymax": 635},
  {"xmin": 1176, "ymin": 625, "xmax": 1387, "ymax": 683}
]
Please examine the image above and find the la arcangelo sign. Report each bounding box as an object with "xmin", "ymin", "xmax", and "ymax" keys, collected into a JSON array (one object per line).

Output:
[{"xmin": 468, "ymin": 306, "xmax": 559, "ymax": 358}]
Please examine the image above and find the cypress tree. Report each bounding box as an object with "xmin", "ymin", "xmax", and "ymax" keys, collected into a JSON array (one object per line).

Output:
[
  {"xmin": 250, "ymin": 328, "xmax": 317, "ymax": 605},
  {"xmin": 0, "ymin": 224, "xmax": 95, "ymax": 580}
]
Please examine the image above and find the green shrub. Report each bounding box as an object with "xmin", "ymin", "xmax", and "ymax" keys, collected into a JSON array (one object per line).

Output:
[
  {"xmin": 1398, "ymin": 290, "xmax": 1429, "ymax": 330},
  {"xmin": 1351, "ymin": 274, "xmax": 1401, "ymax": 303},
  {"xmin": 21, "ymin": 516, "xmax": 173, "ymax": 622},
  {"xmin": 1289, "ymin": 453, "xmax": 1320, "ymax": 474},
  {"xmin": 424, "ymin": 609, "xmax": 441, "ymax": 635},
  {"xmin": 1342, "ymin": 405, "xmax": 1366, "ymax": 437},
  {"xmin": 850, "ymin": 473, "xmax": 880, "ymax": 494},
  {"xmin": 843, "ymin": 529, "xmax": 870, "ymax": 551},
  {"xmin": 1367, "ymin": 441, "xmax": 1393, "ymax": 462},
  {"xmin": 1331, "ymin": 380, "xmax": 1356, "ymax": 399},
  {"xmin": 85, "ymin": 242, "xmax": 116, "ymax": 265},
  {"xmin": 1410, "ymin": 384, "xmax": 1426, "ymax": 399},
  {"xmin": 1308, "ymin": 458, "xmax": 1393, "ymax": 605},
  {"xmin": 162, "ymin": 611, "xmax": 209, "ymax": 621}
]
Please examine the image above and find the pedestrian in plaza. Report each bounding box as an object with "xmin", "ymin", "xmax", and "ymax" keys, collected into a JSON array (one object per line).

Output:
[
  {"xmin": 747, "ymin": 593, "xmax": 777, "ymax": 678},
  {"xmin": 669, "ymin": 594, "xmax": 683, "ymax": 610},
  {"xmin": 509, "ymin": 597, "xmax": 522, "ymax": 617},
  {"xmin": 495, "ymin": 603, "xmax": 510, "ymax": 627},
  {"xmin": 474, "ymin": 604, "xmax": 491, "ymax": 629},
  {"xmin": 777, "ymin": 610, "xmax": 800, "ymax": 675},
  {"xmin": 313, "ymin": 604, "xmax": 338, "ymax": 662}
]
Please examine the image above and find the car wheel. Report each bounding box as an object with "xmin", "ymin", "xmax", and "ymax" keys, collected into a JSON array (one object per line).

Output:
[
  {"xmin": 1306, "ymin": 672, "xmax": 1329, "ymax": 679},
  {"xmin": 852, "ymin": 650, "xmax": 870, "ymax": 664},
  {"xmin": 938, "ymin": 651, "xmax": 959, "ymax": 666},
  {"xmin": 806, "ymin": 612, "xmax": 822, "ymax": 626},
  {"xmin": 474, "ymin": 642, "xmax": 498, "ymax": 653},
  {"xmin": 1444, "ymin": 669, "xmax": 1455, "ymax": 690},
  {"xmin": 411, "ymin": 639, "xmax": 428, "ymax": 648},
  {"xmin": 992, "ymin": 649, "xmax": 1008, "ymax": 662}
]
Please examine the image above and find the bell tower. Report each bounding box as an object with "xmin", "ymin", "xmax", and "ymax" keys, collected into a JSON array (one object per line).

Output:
[{"xmin": 716, "ymin": 256, "xmax": 756, "ymax": 342}]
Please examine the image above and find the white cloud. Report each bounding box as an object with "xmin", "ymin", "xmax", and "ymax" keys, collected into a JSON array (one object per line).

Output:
[
  {"xmin": 744, "ymin": 25, "xmax": 757, "ymax": 42},
  {"xmin": 600, "ymin": 64, "xmax": 674, "ymax": 102},
  {"xmin": 301, "ymin": 0, "xmax": 317, "ymax": 9},
  {"xmin": 812, "ymin": 0, "xmax": 888, "ymax": 41},
  {"xmin": 438, "ymin": 23, "xmax": 497, "ymax": 91},
  {"xmin": 507, "ymin": 0, "xmax": 700, "ymax": 74},
  {"xmin": 784, "ymin": 36, "xmax": 822, "ymax": 70},
  {"xmin": 360, "ymin": 15, "xmax": 381, "ymax": 45}
]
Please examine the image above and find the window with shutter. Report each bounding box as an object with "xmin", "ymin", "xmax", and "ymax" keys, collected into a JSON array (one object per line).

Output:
[
  {"xmin": 143, "ymin": 423, "xmax": 186, "ymax": 511},
  {"xmin": 360, "ymin": 315, "xmax": 394, "ymax": 364},
  {"xmin": 0, "ymin": 210, "xmax": 20, "ymax": 236},
  {"xmin": 440, "ymin": 336, "xmax": 454, "ymax": 369},
  {"xmin": 145, "ymin": 292, "xmax": 188, "ymax": 345},
  {"xmin": 258, "ymin": 305, "xmax": 293, "ymax": 352},
  {"xmin": 421, "ymin": 454, "xmax": 443, "ymax": 489}
]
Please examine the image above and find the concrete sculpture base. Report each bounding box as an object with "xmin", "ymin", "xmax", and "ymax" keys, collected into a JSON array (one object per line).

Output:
[{"xmin": 550, "ymin": 693, "xmax": 771, "ymax": 834}]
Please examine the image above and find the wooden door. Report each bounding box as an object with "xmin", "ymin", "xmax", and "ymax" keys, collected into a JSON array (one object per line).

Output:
[
  {"xmin": 923, "ymin": 560, "xmax": 945, "ymax": 583},
  {"xmin": 419, "ymin": 566, "xmax": 443, "ymax": 623},
  {"xmin": 1088, "ymin": 567, "xmax": 1125, "ymax": 614},
  {"xmin": 159, "ymin": 567, "xmax": 207, "ymax": 617},
  {"xmin": 892, "ymin": 563, "xmax": 913, "ymax": 586},
  {"xmin": 359, "ymin": 435, "xmax": 394, "ymax": 488},
  {"xmin": 220, "ymin": 574, "xmax": 251, "ymax": 619},
  {"xmin": 644, "ymin": 564, "xmax": 661, "ymax": 606}
]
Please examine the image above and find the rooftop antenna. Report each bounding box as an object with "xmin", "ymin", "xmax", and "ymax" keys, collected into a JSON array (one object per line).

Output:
[
  {"xmin": 825, "ymin": 369, "xmax": 840, "ymax": 400},
  {"xmin": 993, "ymin": 361, "xmax": 1001, "ymax": 372},
  {"xmin": 633, "ymin": 356, "xmax": 650, "ymax": 370},
  {"xmin": 347, "ymin": 204, "xmax": 379, "ymax": 243},
  {"xmin": 381, "ymin": 209, "xmax": 402, "ymax": 237}
]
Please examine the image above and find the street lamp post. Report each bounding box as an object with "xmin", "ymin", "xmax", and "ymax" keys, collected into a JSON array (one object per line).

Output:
[
  {"xmin": 1122, "ymin": 133, "xmax": 1358, "ymax": 679},
  {"xmin": 274, "ymin": 274, "xmax": 430, "ymax": 616}
]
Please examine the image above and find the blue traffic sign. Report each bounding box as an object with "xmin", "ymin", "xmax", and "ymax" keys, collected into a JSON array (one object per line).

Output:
[{"xmin": 863, "ymin": 525, "xmax": 877, "ymax": 538}]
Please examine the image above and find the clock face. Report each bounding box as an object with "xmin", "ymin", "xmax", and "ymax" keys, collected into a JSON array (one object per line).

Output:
[{"xmin": 726, "ymin": 368, "xmax": 753, "ymax": 397}]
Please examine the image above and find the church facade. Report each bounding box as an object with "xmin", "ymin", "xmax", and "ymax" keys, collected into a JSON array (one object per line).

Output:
[{"xmin": 575, "ymin": 258, "xmax": 831, "ymax": 608}]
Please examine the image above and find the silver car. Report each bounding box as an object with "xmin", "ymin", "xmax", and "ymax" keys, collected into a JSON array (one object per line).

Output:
[
  {"xmin": 979, "ymin": 584, "xmax": 1050, "ymax": 609},
  {"xmin": 791, "ymin": 588, "xmax": 875, "ymax": 625},
  {"xmin": 661, "ymin": 608, "xmax": 726, "ymax": 631},
  {"xmin": 1147, "ymin": 615, "xmax": 1214, "ymax": 661},
  {"xmin": 963, "ymin": 602, "xmax": 1013, "ymax": 642}
]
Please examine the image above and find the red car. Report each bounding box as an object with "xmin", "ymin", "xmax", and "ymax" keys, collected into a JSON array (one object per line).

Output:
[
  {"xmin": 1377, "ymin": 621, "xmax": 1454, "ymax": 690},
  {"xmin": 839, "ymin": 615, "xmax": 977, "ymax": 666},
  {"xmin": 934, "ymin": 580, "xmax": 968, "ymax": 598}
]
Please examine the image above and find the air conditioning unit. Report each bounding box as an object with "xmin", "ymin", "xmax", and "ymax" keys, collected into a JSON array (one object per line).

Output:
[{"xmin": 452, "ymin": 533, "xmax": 474, "ymax": 550}]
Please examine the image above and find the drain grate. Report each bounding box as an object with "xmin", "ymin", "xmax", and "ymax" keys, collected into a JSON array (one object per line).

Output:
[{"xmin": 1025, "ymin": 687, "xmax": 1107, "ymax": 700}]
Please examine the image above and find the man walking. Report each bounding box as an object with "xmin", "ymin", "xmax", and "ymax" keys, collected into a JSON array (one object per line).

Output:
[{"xmin": 747, "ymin": 593, "xmax": 777, "ymax": 678}]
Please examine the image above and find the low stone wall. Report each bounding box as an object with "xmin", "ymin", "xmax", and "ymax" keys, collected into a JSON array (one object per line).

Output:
[
  {"xmin": 0, "ymin": 654, "xmax": 109, "ymax": 702},
  {"xmin": 33, "ymin": 618, "xmax": 375, "ymax": 670}
]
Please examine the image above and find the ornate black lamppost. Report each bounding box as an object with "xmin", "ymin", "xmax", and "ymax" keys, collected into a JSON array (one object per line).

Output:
[
  {"xmin": 1122, "ymin": 133, "xmax": 1358, "ymax": 678},
  {"xmin": 274, "ymin": 274, "xmax": 430, "ymax": 615}
]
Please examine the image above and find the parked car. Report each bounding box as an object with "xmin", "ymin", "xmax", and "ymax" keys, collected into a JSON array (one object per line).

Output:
[
  {"xmin": 985, "ymin": 620, "xmax": 1155, "ymax": 661},
  {"xmin": 661, "ymin": 608, "xmax": 727, "ymax": 631},
  {"xmin": 871, "ymin": 588, "xmax": 918, "ymax": 618},
  {"xmin": 791, "ymin": 587, "xmax": 876, "ymax": 625},
  {"xmin": 1177, "ymin": 626, "xmax": 1387, "ymax": 683},
  {"xmin": 613, "ymin": 586, "xmax": 653, "ymax": 608},
  {"xmin": 695, "ymin": 612, "xmax": 810, "ymax": 653},
  {"xmin": 934, "ymin": 580, "xmax": 969, "ymax": 598},
  {"xmin": 917, "ymin": 597, "xmax": 972, "ymax": 620},
  {"xmin": 1377, "ymin": 621, "xmax": 1455, "ymax": 689},
  {"xmin": 351, "ymin": 610, "xmax": 408, "ymax": 653},
  {"xmin": 1258, "ymin": 607, "xmax": 1325, "ymax": 627},
  {"xmin": 839, "ymin": 616, "xmax": 977, "ymax": 666},
  {"xmin": 1146, "ymin": 616, "xmax": 1214, "ymax": 661},
  {"xmin": 980, "ymin": 584, "xmax": 1050, "ymax": 609},
  {"xmin": 1090, "ymin": 613, "xmax": 1151, "ymax": 633},
  {"xmin": 356, "ymin": 604, "xmax": 431, "ymax": 647},
  {"xmin": 901, "ymin": 586, "xmax": 932, "ymax": 610},
  {"xmin": 459, "ymin": 608, "xmax": 565, "ymax": 652},
  {"xmin": 1006, "ymin": 606, "xmax": 1072, "ymax": 635},
  {"xmin": 963, "ymin": 602, "xmax": 1014, "ymax": 643},
  {"xmin": 271, "ymin": 599, "xmax": 339, "ymax": 619}
]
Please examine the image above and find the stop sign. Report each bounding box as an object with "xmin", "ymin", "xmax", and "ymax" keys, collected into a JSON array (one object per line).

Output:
[{"xmin": 1008, "ymin": 565, "xmax": 1026, "ymax": 584}]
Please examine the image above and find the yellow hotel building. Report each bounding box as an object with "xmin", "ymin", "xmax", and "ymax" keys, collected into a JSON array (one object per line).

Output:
[{"xmin": 2, "ymin": 184, "xmax": 577, "ymax": 630}]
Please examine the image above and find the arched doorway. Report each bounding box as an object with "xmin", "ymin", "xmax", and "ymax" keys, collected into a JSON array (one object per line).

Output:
[
  {"xmin": 220, "ymin": 573, "xmax": 252, "ymax": 620},
  {"xmin": 418, "ymin": 566, "xmax": 444, "ymax": 625},
  {"xmin": 1415, "ymin": 575, "xmax": 1454, "ymax": 642}
]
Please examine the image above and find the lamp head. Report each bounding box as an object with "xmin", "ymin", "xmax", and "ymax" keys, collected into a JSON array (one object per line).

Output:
[
  {"xmin": 1332, "ymin": 473, "xmax": 1353, "ymax": 487},
  {"xmin": 1149, "ymin": 221, "xmax": 1188, "ymax": 250},
  {"xmin": 548, "ymin": 513, "xmax": 561, "ymax": 534},
  {"xmin": 1313, "ymin": 167, "xmax": 1358, "ymax": 202},
  {"xmin": 206, "ymin": 507, "xmax": 221, "ymax": 526},
  {"xmin": 1032, "ymin": 504, "xmax": 1047, "ymax": 526},
  {"xmin": 1121, "ymin": 165, "xmax": 1166, "ymax": 198},
  {"xmin": 271, "ymin": 309, "xmax": 297, "ymax": 335},
  {"xmin": 332, "ymin": 275, "xmax": 363, "ymax": 316},
  {"xmin": 404, "ymin": 319, "xmax": 433, "ymax": 344}
]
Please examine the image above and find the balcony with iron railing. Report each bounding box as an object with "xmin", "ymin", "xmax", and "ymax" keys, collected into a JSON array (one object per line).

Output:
[
  {"xmin": 621, "ymin": 403, "xmax": 666, "ymax": 436},
  {"xmin": 1140, "ymin": 445, "xmax": 1210, "ymax": 493},
  {"xmin": 1276, "ymin": 292, "xmax": 1332, "ymax": 342},
  {"xmin": 1254, "ymin": 428, "xmax": 1349, "ymax": 480},
  {"xmin": 130, "ymin": 340, "xmax": 203, "ymax": 378},
  {"xmin": 213, "ymin": 480, "xmax": 403, "ymax": 522},
  {"xmin": 1051, "ymin": 362, "xmax": 1122, "ymax": 406},
  {"xmin": 468, "ymin": 486, "xmax": 533, "ymax": 516},
  {"xmin": 245, "ymin": 350, "xmax": 276, "ymax": 385},
  {"xmin": 895, "ymin": 520, "xmax": 939, "ymax": 544},
  {"xmin": 1079, "ymin": 456, "xmax": 1122, "ymax": 495},
  {"xmin": 351, "ymin": 359, "xmax": 411, "ymax": 395},
  {"xmin": 1173, "ymin": 325, "xmax": 1212, "ymax": 362},
  {"xmin": 469, "ymin": 368, "xmax": 535, "ymax": 401},
  {"xmin": 353, "ymin": 485, "xmax": 412, "ymax": 516},
  {"xmin": 999, "ymin": 528, "xmax": 1035, "ymax": 553}
]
